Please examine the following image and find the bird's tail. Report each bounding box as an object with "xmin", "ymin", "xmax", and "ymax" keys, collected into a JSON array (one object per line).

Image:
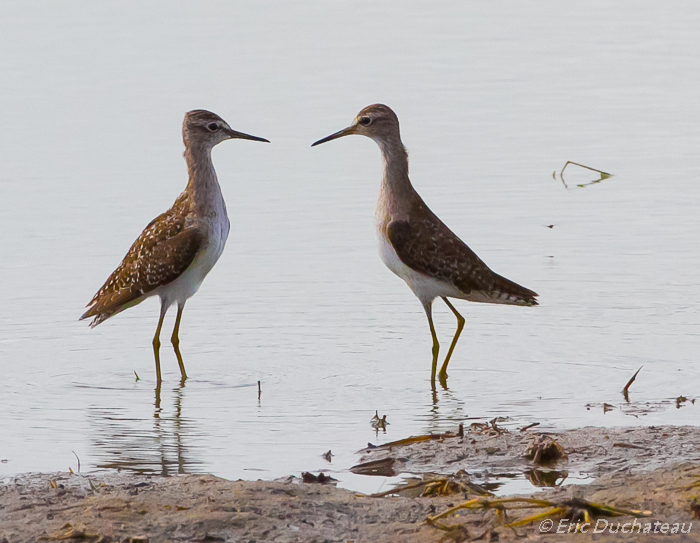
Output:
[
  {"xmin": 80, "ymin": 304, "xmax": 116, "ymax": 328},
  {"xmin": 499, "ymin": 276, "xmax": 538, "ymax": 306},
  {"xmin": 479, "ymin": 273, "xmax": 539, "ymax": 307}
]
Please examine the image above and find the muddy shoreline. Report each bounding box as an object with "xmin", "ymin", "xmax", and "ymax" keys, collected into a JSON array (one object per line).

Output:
[{"xmin": 2, "ymin": 425, "xmax": 700, "ymax": 542}]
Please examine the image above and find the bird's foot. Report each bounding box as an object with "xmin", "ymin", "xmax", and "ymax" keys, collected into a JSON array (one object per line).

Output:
[{"xmin": 438, "ymin": 371, "xmax": 449, "ymax": 390}]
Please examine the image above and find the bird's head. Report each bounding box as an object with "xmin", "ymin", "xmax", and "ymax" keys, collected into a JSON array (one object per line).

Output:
[
  {"xmin": 183, "ymin": 110, "xmax": 269, "ymax": 149},
  {"xmin": 311, "ymin": 104, "xmax": 401, "ymax": 148}
]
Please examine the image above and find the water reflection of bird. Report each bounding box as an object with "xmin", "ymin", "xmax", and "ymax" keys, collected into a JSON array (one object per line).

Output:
[
  {"xmin": 428, "ymin": 388, "xmax": 468, "ymax": 433},
  {"xmin": 91, "ymin": 385, "xmax": 196, "ymax": 476},
  {"xmin": 81, "ymin": 111, "xmax": 268, "ymax": 383},
  {"xmin": 312, "ymin": 104, "xmax": 538, "ymax": 389}
]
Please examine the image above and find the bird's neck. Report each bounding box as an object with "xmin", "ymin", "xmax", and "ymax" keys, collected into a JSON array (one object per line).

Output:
[
  {"xmin": 184, "ymin": 143, "xmax": 225, "ymax": 214},
  {"xmin": 377, "ymin": 138, "xmax": 416, "ymax": 214}
]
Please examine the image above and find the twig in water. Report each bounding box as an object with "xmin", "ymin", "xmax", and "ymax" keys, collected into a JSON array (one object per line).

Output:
[
  {"xmin": 257, "ymin": 380, "xmax": 261, "ymax": 401},
  {"xmin": 561, "ymin": 161, "xmax": 611, "ymax": 177},
  {"xmin": 622, "ymin": 366, "xmax": 643, "ymax": 402},
  {"xmin": 559, "ymin": 161, "xmax": 612, "ymax": 189},
  {"xmin": 519, "ymin": 422, "xmax": 540, "ymax": 432},
  {"xmin": 72, "ymin": 451, "xmax": 81, "ymax": 474}
]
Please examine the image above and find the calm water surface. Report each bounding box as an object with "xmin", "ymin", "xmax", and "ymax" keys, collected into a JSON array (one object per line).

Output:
[{"xmin": 1, "ymin": 2, "xmax": 699, "ymax": 493}]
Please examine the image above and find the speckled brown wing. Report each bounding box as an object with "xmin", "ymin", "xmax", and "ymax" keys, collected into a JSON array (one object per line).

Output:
[
  {"xmin": 81, "ymin": 203, "xmax": 204, "ymax": 327},
  {"xmin": 386, "ymin": 215, "xmax": 538, "ymax": 306}
]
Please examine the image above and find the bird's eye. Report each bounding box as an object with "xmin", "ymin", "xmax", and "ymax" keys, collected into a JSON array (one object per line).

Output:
[
  {"xmin": 207, "ymin": 123, "xmax": 219, "ymax": 132},
  {"xmin": 358, "ymin": 116, "xmax": 371, "ymax": 126}
]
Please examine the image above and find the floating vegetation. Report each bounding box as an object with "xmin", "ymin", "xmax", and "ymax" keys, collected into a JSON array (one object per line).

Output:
[
  {"xmin": 360, "ymin": 423, "xmax": 463, "ymax": 452},
  {"xmin": 676, "ymin": 395, "xmax": 695, "ymax": 409},
  {"xmin": 555, "ymin": 161, "xmax": 612, "ymax": 189}
]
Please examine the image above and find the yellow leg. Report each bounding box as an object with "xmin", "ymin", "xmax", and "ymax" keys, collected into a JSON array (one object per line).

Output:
[
  {"xmin": 171, "ymin": 302, "xmax": 187, "ymax": 383},
  {"xmin": 425, "ymin": 303, "xmax": 440, "ymax": 389},
  {"xmin": 439, "ymin": 297, "xmax": 465, "ymax": 386},
  {"xmin": 152, "ymin": 304, "xmax": 167, "ymax": 384}
]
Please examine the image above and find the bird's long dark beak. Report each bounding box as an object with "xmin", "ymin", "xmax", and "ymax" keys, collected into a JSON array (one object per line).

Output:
[
  {"xmin": 227, "ymin": 128, "xmax": 270, "ymax": 143},
  {"xmin": 311, "ymin": 125, "xmax": 356, "ymax": 147}
]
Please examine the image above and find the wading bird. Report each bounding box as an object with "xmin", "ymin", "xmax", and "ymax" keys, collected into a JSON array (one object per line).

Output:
[
  {"xmin": 81, "ymin": 110, "xmax": 269, "ymax": 383},
  {"xmin": 312, "ymin": 104, "xmax": 537, "ymax": 388}
]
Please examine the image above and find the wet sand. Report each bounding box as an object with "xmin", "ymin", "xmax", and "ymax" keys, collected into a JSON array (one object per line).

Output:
[{"xmin": 2, "ymin": 425, "xmax": 700, "ymax": 542}]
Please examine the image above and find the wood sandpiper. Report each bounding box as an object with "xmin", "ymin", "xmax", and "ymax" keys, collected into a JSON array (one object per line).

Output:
[
  {"xmin": 81, "ymin": 110, "xmax": 269, "ymax": 384},
  {"xmin": 312, "ymin": 104, "xmax": 538, "ymax": 388}
]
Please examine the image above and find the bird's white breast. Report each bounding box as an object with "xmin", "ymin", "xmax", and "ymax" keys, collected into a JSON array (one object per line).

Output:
[
  {"xmin": 159, "ymin": 198, "xmax": 230, "ymax": 308},
  {"xmin": 376, "ymin": 227, "xmax": 462, "ymax": 307}
]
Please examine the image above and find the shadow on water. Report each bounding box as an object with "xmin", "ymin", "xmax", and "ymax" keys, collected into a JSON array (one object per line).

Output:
[{"xmin": 89, "ymin": 384, "xmax": 203, "ymax": 476}]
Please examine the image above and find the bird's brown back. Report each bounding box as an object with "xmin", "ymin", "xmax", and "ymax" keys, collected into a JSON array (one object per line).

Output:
[
  {"xmin": 386, "ymin": 199, "xmax": 538, "ymax": 306},
  {"xmin": 81, "ymin": 193, "xmax": 204, "ymax": 326}
]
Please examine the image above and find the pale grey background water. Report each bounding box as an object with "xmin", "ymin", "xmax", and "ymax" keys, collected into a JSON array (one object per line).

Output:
[{"xmin": 1, "ymin": 2, "xmax": 699, "ymax": 493}]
